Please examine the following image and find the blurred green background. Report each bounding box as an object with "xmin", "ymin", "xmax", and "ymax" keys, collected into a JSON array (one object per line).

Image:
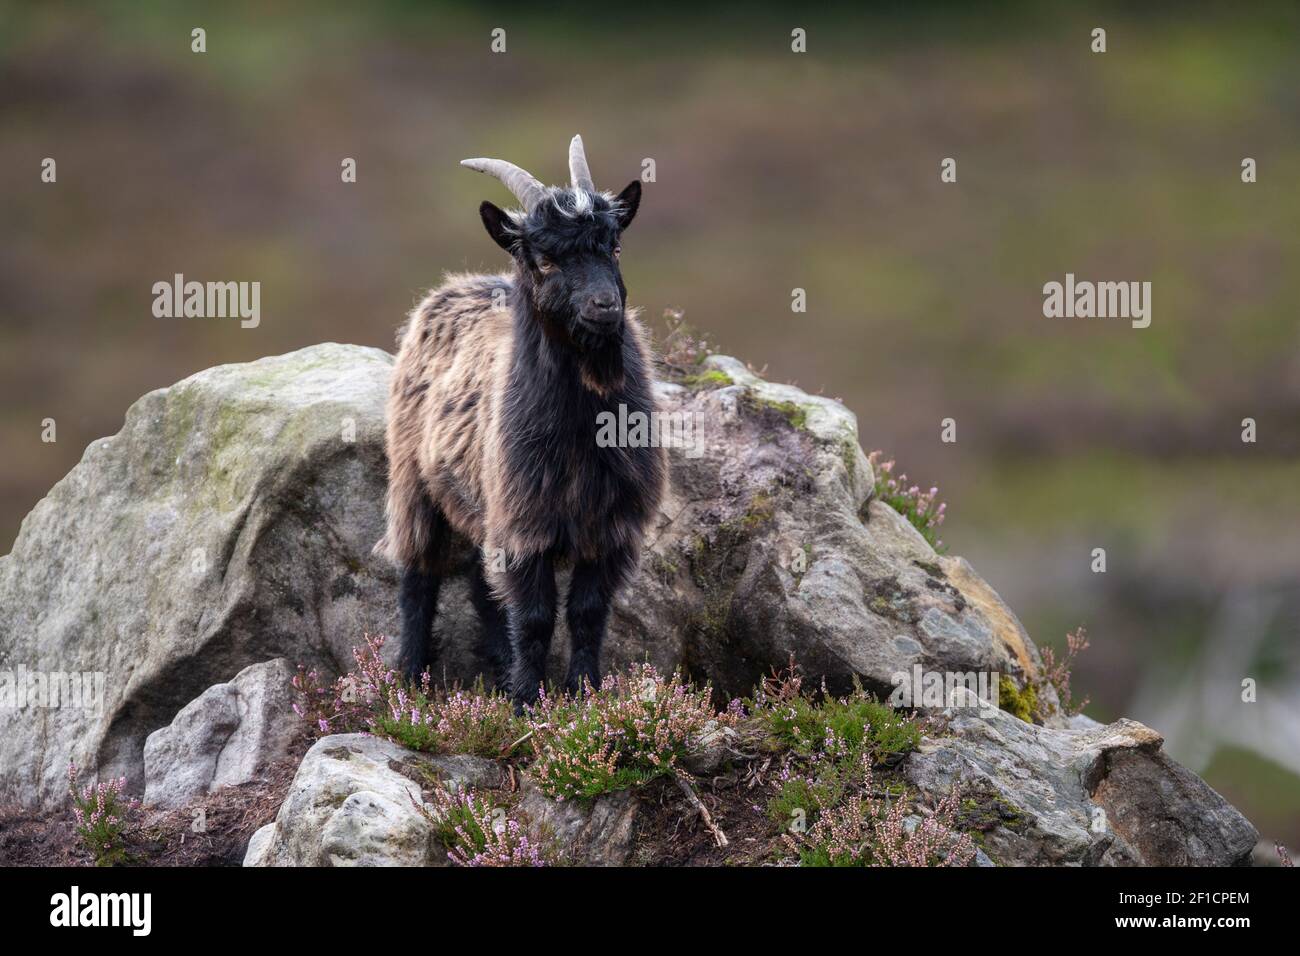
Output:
[{"xmin": 1, "ymin": 1, "xmax": 1297, "ymax": 849}]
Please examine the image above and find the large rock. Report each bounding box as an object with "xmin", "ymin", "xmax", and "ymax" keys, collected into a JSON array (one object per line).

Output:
[
  {"xmin": 143, "ymin": 658, "xmax": 299, "ymax": 809},
  {"xmin": 0, "ymin": 344, "xmax": 399, "ymax": 809},
  {"xmin": 1, "ymin": 343, "xmax": 1260, "ymax": 865},
  {"xmin": 612, "ymin": 355, "xmax": 1047, "ymax": 703},
  {"xmin": 0, "ymin": 343, "xmax": 1053, "ymax": 809},
  {"xmin": 245, "ymin": 734, "xmax": 500, "ymax": 867},
  {"xmin": 904, "ymin": 698, "xmax": 1258, "ymax": 866}
]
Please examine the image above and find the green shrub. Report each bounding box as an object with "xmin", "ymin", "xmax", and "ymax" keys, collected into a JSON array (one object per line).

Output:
[
  {"xmin": 750, "ymin": 664, "xmax": 922, "ymax": 762},
  {"xmin": 749, "ymin": 661, "xmax": 927, "ymax": 835}
]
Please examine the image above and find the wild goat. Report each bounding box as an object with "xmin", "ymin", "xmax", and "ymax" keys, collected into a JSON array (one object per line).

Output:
[{"xmin": 378, "ymin": 135, "xmax": 667, "ymax": 706}]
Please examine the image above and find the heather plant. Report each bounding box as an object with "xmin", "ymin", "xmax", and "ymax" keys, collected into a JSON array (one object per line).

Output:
[
  {"xmin": 1035, "ymin": 626, "xmax": 1091, "ymax": 718},
  {"xmin": 756, "ymin": 681, "xmax": 923, "ymax": 761},
  {"xmin": 659, "ymin": 309, "xmax": 715, "ymax": 370},
  {"xmin": 292, "ymin": 664, "xmax": 368, "ymax": 736},
  {"xmin": 527, "ymin": 663, "xmax": 733, "ymax": 801},
  {"xmin": 293, "ymin": 634, "xmax": 525, "ymax": 756},
  {"xmin": 785, "ymin": 752, "xmax": 976, "ymax": 867},
  {"xmin": 765, "ymin": 722, "xmax": 913, "ymax": 832},
  {"xmin": 369, "ymin": 676, "xmax": 523, "ymax": 755},
  {"xmin": 768, "ymin": 749, "xmax": 861, "ymax": 829},
  {"xmin": 866, "ymin": 450, "xmax": 947, "ymax": 552},
  {"xmin": 67, "ymin": 762, "xmax": 139, "ymax": 867},
  {"xmin": 414, "ymin": 785, "xmax": 552, "ymax": 867}
]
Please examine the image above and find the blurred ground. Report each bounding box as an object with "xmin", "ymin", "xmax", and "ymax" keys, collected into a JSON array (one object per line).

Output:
[{"xmin": 1, "ymin": 1, "xmax": 1296, "ymax": 843}]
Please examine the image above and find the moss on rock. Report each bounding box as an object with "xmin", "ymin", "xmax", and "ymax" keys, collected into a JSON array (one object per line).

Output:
[{"xmin": 998, "ymin": 675, "xmax": 1039, "ymax": 724}]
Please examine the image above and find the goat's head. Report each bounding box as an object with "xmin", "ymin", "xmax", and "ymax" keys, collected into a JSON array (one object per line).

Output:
[{"xmin": 462, "ymin": 136, "xmax": 641, "ymax": 349}]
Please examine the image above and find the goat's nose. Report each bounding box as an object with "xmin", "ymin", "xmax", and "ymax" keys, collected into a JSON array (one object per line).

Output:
[{"xmin": 590, "ymin": 291, "xmax": 618, "ymax": 311}]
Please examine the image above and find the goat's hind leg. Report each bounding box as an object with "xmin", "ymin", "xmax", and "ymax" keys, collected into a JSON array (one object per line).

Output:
[
  {"xmin": 397, "ymin": 497, "xmax": 451, "ymax": 683},
  {"xmin": 469, "ymin": 556, "xmax": 511, "ymax": 690}
]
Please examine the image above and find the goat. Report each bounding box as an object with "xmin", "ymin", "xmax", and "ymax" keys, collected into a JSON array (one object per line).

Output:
[{"xmin": 379, "ymin": 135, "xmax": 667, "ymax": 706}]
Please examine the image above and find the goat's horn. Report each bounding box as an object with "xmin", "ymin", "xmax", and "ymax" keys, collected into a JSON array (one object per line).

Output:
[
  {"xmin": 460, "ymin": 157, "xmax": 547, "ymax": 212},
  {"xmin": 568, "ymin": 134, "xmax": 595, "ymax": 192}
]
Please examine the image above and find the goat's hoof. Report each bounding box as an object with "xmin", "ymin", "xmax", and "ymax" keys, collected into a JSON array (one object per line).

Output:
[
  {"xmin": 509, "ymin": 678, "xmax": 542, "ymax": 714},
  {"xmin": 402, "ymin": 655, "xmax": 434, "ymax": 681},
  {"xmin": 563, "ymin": 670, "xmax": 599, "ymax": 697},
  {"xmin": 510, "ymin": 693, "xmax": 538, "ymax": 716}
]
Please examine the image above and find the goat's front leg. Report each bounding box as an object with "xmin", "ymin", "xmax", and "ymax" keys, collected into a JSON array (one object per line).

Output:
[
  {"xmin": 503, "ymin": 551, "xmax": 557, "ymax": 707},
  {"xmin": 564, "ymin": 546, "xmax": 634, "ymax": 695}
]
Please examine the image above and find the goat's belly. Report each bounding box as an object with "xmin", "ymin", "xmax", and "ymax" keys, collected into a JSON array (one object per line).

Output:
[
  {"xmin": 557, "ymin": 474, "xmax": 657, "ymax": 561},
  {"xmin": 490, "ymin": 439, "xmax": 662, "ymax": 561},
  {"xmin": 489, "ymin": 491, "xmax": 647, "ymax": 562}
]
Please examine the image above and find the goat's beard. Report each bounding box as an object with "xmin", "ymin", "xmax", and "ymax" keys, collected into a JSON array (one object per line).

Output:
[
  {"xmin": 576, "ymin": 333, "xmax": 626, "ymax": 397},
  {"xmin": 570, "ymin": 316, "xmax": 624, "ymax": 351}
]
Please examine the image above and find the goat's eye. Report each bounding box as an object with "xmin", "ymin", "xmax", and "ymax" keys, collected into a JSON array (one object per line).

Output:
[
  {"xmin": 613, "ymin": 245, "xmax": 621, "ymax": 260},
  {"xmin": 535, "ymin": 256, "xmax": 556, "ymax": 274}
]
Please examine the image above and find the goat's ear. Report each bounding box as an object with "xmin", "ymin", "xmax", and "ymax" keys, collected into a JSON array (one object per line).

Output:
[
  {"xmin": 615, "ymin": 180, "xmax": 641, "ymax": 231},
  {"xmin": 479, "ymin": 201, "xmax": 516, "ymax": 253}
]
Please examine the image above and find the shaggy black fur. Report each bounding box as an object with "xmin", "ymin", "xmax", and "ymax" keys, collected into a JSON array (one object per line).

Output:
[
  {"xmin": 400, "ymin": 181, "xmax": 664, "ymax": 706},
  {"xmin": 398, "ymin": 494, "xmax": 449, "ymax": 680}
]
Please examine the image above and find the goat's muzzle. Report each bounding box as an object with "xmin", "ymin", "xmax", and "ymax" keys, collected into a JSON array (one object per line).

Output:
[{"xmin": 579, "ymin": 292, "xmax": 622, "ymax": 334}]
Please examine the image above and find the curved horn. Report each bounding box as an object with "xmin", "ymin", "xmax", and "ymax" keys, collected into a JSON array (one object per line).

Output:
[
  {"xmin": 568, "ymin": 134, "xmax": 595, "ymax": 192},
  {"xmin": 459, "ymin": 157, "xmax": 547, "ymax": 212}
]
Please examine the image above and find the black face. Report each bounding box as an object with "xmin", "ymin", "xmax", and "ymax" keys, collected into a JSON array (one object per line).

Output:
[{"xmin": 480, "ymin": 180, "xmax": 641, "ymax": 350}]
